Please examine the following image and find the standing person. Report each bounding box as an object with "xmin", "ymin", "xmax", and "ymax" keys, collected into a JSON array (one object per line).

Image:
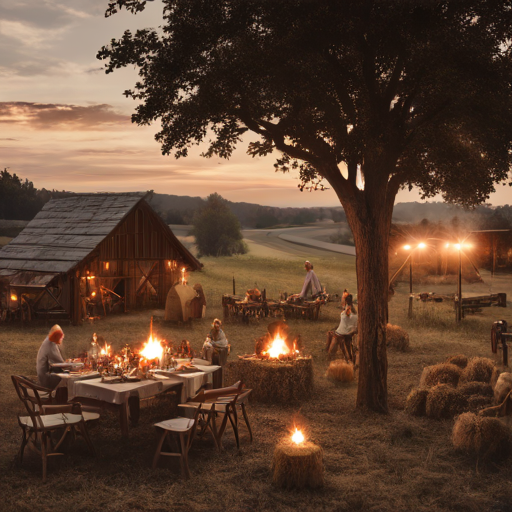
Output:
[
  {"xmin": 326, "ymin": 305, "xmax": 358, "ymax": 362},
  {"xmin": 201, "ymin": 318, "xmax": 228, "ymax": 363},
  {"xmin": 36, "ymin": 324, "xmax": 65, "ymax": 389},
  {"xmin": 299, "ymin": 261, "xmax": 322, "ymax": 299}
]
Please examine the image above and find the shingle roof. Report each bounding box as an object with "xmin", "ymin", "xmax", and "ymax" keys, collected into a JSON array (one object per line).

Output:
[{"xmin": 0, "ymin": 192, "xmax": 147, "ymax": 274}]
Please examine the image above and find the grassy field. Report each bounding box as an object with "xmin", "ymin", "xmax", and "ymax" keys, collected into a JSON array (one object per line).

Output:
[{"xmin": 1, "ymin": 248, "xmax": 512, "ymax": 512}]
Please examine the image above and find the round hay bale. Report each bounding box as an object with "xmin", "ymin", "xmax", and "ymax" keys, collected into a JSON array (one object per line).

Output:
[
  {"xmin": 458, "ymin": 381, "xmax": 493, "ymax": 398},
  {"xmin": 467, "ymin": 395, "xmax": 492, "ymax": 413},
  {"xmin": 491, "ymin": 366, "xmax": 503, "ymax": 390},
  {"xmin": 445, "ymin": 354, "xmax": 468, "ymax": 369},
  {"xmin": 224, "ymin": 358, "xmax": 313, "ymax": 403},
  {"xmin": 452, "ymin": 412, "xmax": 512, "ymax": 461},
  {"xmin": 386, "ymin": 324, "xmax": 410, "ymax": 351},
  {"xmin": 272, "ymin": 441, "xmax": 324, "ymax": 489},
  {"xmin": 460, "ymin": 357, "xmax": 495, "ymax": 384},
  {"xmin": 426, "ymin": 384, "xmax": 467, "ymax": 420},
  {"xmin": 405, "ymin": 388, "xmax": 429, "ymax": 416},
  {"xmin": 423, "ymin": 363, "xmax": 461, "ymax": 388},
  {"xmin": 326, "ymin": 360, "xmax": 354, "ymax": 383},
  {"xmin": 419, "ymin": 366, "xmax": 433, "ymax": 388}
]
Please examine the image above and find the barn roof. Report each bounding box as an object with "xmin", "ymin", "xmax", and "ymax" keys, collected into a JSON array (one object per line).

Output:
[{"xmin": 0, "ymin": 192, "xmax": 200, "ymax": 275}]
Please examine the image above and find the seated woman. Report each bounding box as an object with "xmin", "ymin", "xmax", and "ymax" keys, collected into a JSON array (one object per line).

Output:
[
  {"xmin": 201, "ymin": 318, "xmax": 229, "ymax": 364},
  {"xmin": 36, "ymin": 324, "xmax": 65, "ymax": 389},
  {"xmin": 326, "ymin": 304, "xmax": 358, "ymax": 362}
]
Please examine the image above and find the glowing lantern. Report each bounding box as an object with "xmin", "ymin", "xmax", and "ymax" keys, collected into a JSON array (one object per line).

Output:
[
  {"xmin": 181, "ymin": 267, "xmax": 186, "ymax": 285},
  {"xmin": 10, "ymin": 294, "xmax": 18, "ymax": 301}
]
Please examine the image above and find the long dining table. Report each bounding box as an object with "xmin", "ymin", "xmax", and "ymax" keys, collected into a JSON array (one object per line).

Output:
[{"xmin": 56, "ymin": 363, "xmax": 222, "ymax": 437}]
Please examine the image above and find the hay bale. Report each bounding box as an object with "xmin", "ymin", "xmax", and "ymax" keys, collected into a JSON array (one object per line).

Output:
[
  {"xmin": 326, "ymin": 360, "xmax": 354, "ymax": 383},
  {"xmin": 467, "ymin": 395, "xmax": 492, "ymax": 413},
  {"xmin": 386, "ymin": 324, "xmax": 410, "ymax": 351},
  {"xmin": 491, "ymin": 366, "xmax": 503, "ymax": 390},
  {"xmin": 272, "ymin": 441, "xmax": 324, "ymax": 489},
  {"xmin": 224, "ymin": 358, "xmax": 313, "ymax": 403},
  {"xmin": 419, "ymin": 366, "xmax": 433, "ymax": 388},
  {"xmin": 405, "ymin": 388, "xmax": 429, "ymax": 416},
  {"xmin": 452, "ymin": 412, "xmax": 512, "ymax": 460},
  {"xmin": 423, "ymin": 363, "xmax": 461, "ymax": 388},
  {"xmin": 445, "ymin": 354, "xmax": 468, "ymax": 369},
  {"xmin": 426, "ymin": 384, "xmax": 467, "ymax": 420},
  {"xmin": 458, "ymin": 381, "xmax": 493, "ymax": 398},
  {"xmin": 460, "ymin": 357, "xmax": 495, "ymax": 384}
]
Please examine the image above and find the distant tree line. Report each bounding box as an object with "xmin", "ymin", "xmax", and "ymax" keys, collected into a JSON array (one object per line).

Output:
[{"xmin": 0, "ymin": 169, "xmax": 72, "ymax": 221}]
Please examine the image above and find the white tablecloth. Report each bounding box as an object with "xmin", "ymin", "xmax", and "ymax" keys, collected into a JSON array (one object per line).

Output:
[
  {"xmin": 56, "ymin": 372, "xmax": 100, "ymax": 400},
  {"xmin": 73, "ymin": 378, "xmax": 170, "ymax": 405}
]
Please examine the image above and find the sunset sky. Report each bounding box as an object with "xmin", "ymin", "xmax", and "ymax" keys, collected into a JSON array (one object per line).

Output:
[{"xmin": 1, "ymin": 0, "xmax": 511, "ymax": 207}]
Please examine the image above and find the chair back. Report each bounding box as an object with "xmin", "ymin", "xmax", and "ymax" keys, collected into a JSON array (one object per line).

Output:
[
  {"xmin": 188, "ymin": 380, "xmax": 244, "ymax": 404},
  {"xmin": 11, "ymin": 375, "xmax": 48, "ymax": 429}
]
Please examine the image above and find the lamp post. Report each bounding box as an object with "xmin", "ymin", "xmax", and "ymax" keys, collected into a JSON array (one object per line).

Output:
[
  {"xmin": 403, "ymin": 242, "xmax": 426, "ymax": 319},
  {"xmin": 453, "ymin": 243, "xmax": 463, "ymax": 323}
]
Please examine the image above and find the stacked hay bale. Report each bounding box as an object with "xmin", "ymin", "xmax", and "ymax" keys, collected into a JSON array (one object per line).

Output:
[
  {"xmin": 452, "ymin": 412, "xmax": 512, "ymax": 460},
  {"xmin": 326, "ymin": 360, "xmax": 354, "ymax": 383},
  {"xmin": 224, "ymin": 358, "xmax": 313, "ymax": 403},
  {"xmin": 386, "ymin": 324, "xmax": 410, "ymax": 351},
  {"xmin": 406, "ymin": 357, "xmax": 496, "ymax": 418}
]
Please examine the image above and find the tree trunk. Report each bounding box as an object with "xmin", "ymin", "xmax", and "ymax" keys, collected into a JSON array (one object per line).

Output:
[{"xmin": 339, "ymin": 183, "xmax": 394, "ymax": 414}]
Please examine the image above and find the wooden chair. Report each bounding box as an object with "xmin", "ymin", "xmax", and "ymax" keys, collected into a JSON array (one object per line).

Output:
[
  {"xmin": 179, "ymin": 381, "xmax": 252, "ymax": 451},
  {"xmin": 152, "ymin": 404, "xmax": 202, "ymax": 479},
  {"xmin": 11, "ymin": 375, "xmax": 96, "ymax": 482}
]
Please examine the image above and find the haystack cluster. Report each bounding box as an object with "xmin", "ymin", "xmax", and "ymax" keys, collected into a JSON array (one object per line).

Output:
[
  {"xmin": 406, "ymin": 356, "xmax": 495, "ymax": 419},
  {"xmin": 406, "ymin": 355, "xmax": 512, "ymax": 461}
]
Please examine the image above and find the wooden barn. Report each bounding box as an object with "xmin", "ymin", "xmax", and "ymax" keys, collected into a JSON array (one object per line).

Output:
[{"xmin": 0, "ymin": 192, "xmax": 201, "ymax": 324}]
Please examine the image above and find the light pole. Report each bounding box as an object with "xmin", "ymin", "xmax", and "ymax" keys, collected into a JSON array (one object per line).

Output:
[
  {"xmin": 403, "ymin": 242, "xmax": 426, "ymax": 319},
  {"xmin": 449, "ymin": 242, "xmax": 472, "ymax": 324}
]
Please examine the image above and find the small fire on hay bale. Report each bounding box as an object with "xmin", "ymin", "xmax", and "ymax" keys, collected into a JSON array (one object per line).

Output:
[
  {"xmin": 224, "ymin": 321, "xmax": 313, "ymax": 403},
  {"xmin": 272, "ymin": 426, "xmax": 324, "ymax": 489}
]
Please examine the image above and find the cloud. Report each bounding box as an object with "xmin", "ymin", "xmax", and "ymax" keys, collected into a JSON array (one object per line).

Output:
[{"xmin": 0, "ymin": 102, "xmax": 131, "ymax": 130}]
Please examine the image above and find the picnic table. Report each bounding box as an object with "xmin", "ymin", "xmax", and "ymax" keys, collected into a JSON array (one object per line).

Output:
[
  {"xmin": 222, "ymin": 294, "xmax": 326, "ymax": 322},
  {"xmin": 56, "ymin": 361, "xmax": 222, "ymax": 437}
]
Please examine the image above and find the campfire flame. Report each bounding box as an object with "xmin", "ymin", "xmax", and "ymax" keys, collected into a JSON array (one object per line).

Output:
[
  {"xmin": 100, "ymin": 343, "xmax": 111, "ymax": 356},
  {"xmin": 262, "ymin": 332, "xmax": 290, "ymax": 359},
  {"xmin": 291, "ymin": 427, "xmax": 305, "ymax": 444}
]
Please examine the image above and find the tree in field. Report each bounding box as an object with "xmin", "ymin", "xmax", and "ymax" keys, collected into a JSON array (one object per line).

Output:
[
  {"xmin": 99, "ymin": 0, "xmax": 512, "ymax": 412},
  {"xmin": 0, "ymin": 169, "xmax": 45, "ymax": 220},
  {"xmin": 192, "ymin": 193, "xmax": 247, "ymax": 257}
]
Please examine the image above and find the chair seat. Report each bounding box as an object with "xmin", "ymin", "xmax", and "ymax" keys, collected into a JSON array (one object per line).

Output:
[
  {"xmin": 179, "ymin": 402, "xmax": 228, "ymax": 413},
  {"xmin": 82, "ymin": 411, "xmax": 100, "ymax": 422},
  {"xmin": 19, "ymin": 412, "xmax": 83, "ymax": 429},
  {"xmin": 154, "ymin": 417, "xmax": 195, "ymax": 432}
]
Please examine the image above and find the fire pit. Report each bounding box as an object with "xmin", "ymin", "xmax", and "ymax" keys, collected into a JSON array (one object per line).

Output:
[{"xmin": 224, "ymin": 322, "xmax": 313, "ymax": 403}]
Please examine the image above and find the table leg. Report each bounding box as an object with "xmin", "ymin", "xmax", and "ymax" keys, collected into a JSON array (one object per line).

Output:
[
  {"xmin": 128, "ymin": 395, "xmax": 141, "ymax": 426},
  {"xmin": 119, "ymin": 401, "xmax": 130, "ymax": 438}
]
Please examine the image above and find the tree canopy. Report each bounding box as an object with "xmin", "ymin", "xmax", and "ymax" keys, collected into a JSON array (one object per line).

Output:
[
  {"xmin": 99, "ymin": 0, "xmax": 512, "ymax": 412},
  {"xmin": 0, "ymin": 169, "xmax": 45, "ymax": 220},
  {"xmin": 191, "ymin": 193, "xmax": 247, "ymax": 257}
]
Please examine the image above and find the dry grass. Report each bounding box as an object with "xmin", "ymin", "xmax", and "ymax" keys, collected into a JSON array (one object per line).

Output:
[
  {"xmin": 325, "ymin": 360, "xmax": 355, "ymax": 383},
  {"xmin": 1, "ymin": 250, "xmax": 512, "ymax": 511}
]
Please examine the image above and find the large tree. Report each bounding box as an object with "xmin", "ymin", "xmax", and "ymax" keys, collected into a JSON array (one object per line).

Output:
[{"xmin": 99, "ymin": 0, "xmax": 512, "ymax": 412}]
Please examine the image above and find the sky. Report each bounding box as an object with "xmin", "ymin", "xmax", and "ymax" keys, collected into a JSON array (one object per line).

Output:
[{"xmin": 1, "ymin": 0, "xmax": 511, "ymax": 208}]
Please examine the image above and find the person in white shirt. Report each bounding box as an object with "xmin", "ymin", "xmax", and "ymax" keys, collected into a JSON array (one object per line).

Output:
[
  {"xmin": 36, "ymin": 324, "xmax": 65, "ymax": 389},
  {"xmin": 326, "ymin": 305, "xmax": 358, "ymax": 361},
  {"xmin": 299, "ymin": 261, "xmax": 322, "ymax": 299}
]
